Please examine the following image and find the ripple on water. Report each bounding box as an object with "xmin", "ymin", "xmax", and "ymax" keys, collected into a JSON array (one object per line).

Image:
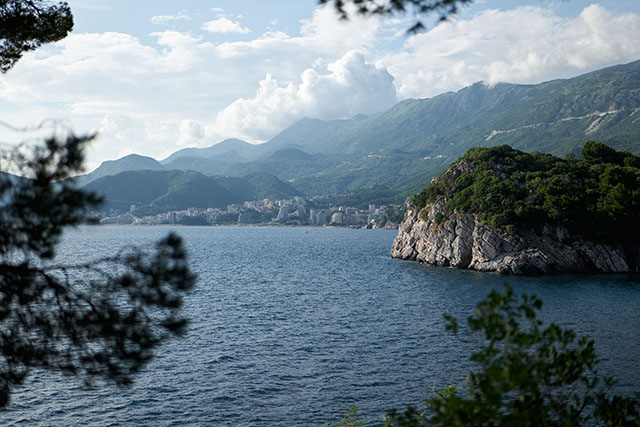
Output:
[{"xmin": 1, "ymin": 226, "xmax": 639, "ymax": 426}]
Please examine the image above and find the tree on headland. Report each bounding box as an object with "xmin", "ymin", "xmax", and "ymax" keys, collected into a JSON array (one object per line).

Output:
[
  {"xmin": 411, "ymin": 143, "xmax": 640, "ymax": 245},
  {"xmin": 0, "ymin": 1, "xmax": 195, "ymax": 407}
]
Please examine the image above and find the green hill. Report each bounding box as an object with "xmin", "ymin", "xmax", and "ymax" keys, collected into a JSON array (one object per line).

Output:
[
  {"xmin": 160, "ymin": 138, "xmax": 259, "ymax": 164},
  {"xmin": 213, "ymin": 172, "xmax": 304, "ymax": 202},
  {"xmin": 242, "ymin": 172, "xmax": 304, "ymax": 200},
  {"xmin": 163, "ymin": 156, "xmax": 228, "ymax": 175},
  {"xmin": 74, "ymin": 154, "xmax": 164, "ymax": 187},
  {"xmin": 82, "ymin": 60, "xmax": 640, "ymax": 207},
  {"xmin": 267, "ymin": 60, "xmax": 640, "ymax": 158},
  {"xmin": 412, "ymin": 142, "xmax": 640, "ymax": 244},
  {"xmin": 265, "ymin": 147, "xmax": 315, "ymax": 161},
  {"xmin": 83, "ymin": 169, "xmax": 174, "ymax": 210},
  {"xmin": 84, "ymin": 170, "xmax": 301, "ymax": 212},
  {"xmin": 151, "ymin": 171, "xmax": 237, "ymax": 209}
]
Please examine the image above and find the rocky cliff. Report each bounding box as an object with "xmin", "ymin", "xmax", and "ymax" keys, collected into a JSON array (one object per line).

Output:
[{"xmin": 391, "ymin": 199, "xmax": 640, "ymax": 274}]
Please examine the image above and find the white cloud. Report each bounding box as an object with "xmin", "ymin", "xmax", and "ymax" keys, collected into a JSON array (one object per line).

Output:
[
  {"xmin": 70, "ymin": 101, "xmax": 140, "ymax": 116},
  {"xmin": 90, "ymin": 113, "xmax": 205, "ymax": 162},
  {"xmin": 0, "ymin": 32, "xmax": 160, "ymax": 104},
  {"xmin": 381, "ymin": 4, "xmax": 640, "ymax": 99},
  {"xmin": 151, "ymin": 12, "xmax": 191, "ymax": 25},
  {"xmin": 0, "ymin": 30, "xmax": 216, "ymax": 105},
  {"xmin": 178, "ymin": 119, "xmax": 205, "ymax": 146},
  {"xmin": 1, "ymin": 3, "xmax": 638, "ymax": 168},
  {"xmin": 214, "ymin": 51, "xmax": 397, "ymax": 141},
  {"xmin": 214, "ymin": 5, "xmax": 379, "ymax": 59},
  {"xmin": 96, "ymin": 114, "xmax": 148, "ymax": 158},
  {"xmin": 151, "ymin": 31, "xmax": 210, "ymax": 72},
  {"xmin": 202, "ymin": 17, "xmax": 251, "ymax": 34}
]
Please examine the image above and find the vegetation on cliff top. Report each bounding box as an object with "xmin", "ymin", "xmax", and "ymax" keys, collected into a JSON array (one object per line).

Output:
[{"xmin": 411, "ymin": 142, "xmax": 640, "ymax": 243}]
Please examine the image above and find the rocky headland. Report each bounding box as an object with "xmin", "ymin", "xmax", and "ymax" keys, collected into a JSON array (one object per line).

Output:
[
  {"xmin": 391, "ymin": 199, "xmax": 640, "ymax": 274},
  {"xmin": 391, "ymin": 143, "xmax": 640, "ymax": 275}
]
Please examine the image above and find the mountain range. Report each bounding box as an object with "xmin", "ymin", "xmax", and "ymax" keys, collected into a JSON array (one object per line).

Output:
[
  {"xmin": 84, "ymin": 170, "xmax": 302, "ymax": 212},
  {"xmin": 79, "ymin": 59, "xmax": 640, "ymax": 211}
]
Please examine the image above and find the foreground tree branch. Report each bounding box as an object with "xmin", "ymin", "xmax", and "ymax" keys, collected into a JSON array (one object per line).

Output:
[
  {"xmin": 0, "ymin": 134, "xmax": 196, "ymax": 407},
  {"xmin": 336, "ymin": 284, "xmax": 640, "ymax": 426},
  {"xmin": 319, "ymin": 0, "xmax": 474, "ymax": 32},
  {"xmin": 0, "ymin": 0, "xmax": 73, "ymax": 72}
]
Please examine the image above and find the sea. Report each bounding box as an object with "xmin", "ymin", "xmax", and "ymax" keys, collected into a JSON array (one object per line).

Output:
[{"xmin": 2, "ymin": 225, "xmax": 639, "ymax": 426}]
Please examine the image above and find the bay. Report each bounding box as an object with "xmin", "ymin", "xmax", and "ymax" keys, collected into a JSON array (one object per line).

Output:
[{"xmin": 2, "ymin": 225, "xmax": 639, "ymax": 426}]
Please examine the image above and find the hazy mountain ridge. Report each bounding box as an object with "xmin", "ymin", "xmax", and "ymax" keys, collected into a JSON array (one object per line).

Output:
[
  {"xmin": 160, "ymin": 138, "xmax": 261, "ymax": 164},
  {"xmin": 268, "ymin": 60, "xmax": 640, "ymax": 157},
  {"xmin": 80, "ymin": 60, "xmax": 640, "ymax": 206},
  {"xmin": 75, "ymin": 154, "xmax": 164, "ymax": 187},
  {"xmin": 85, "ymin": 170, "xmax": 301, "ymax": 212}
]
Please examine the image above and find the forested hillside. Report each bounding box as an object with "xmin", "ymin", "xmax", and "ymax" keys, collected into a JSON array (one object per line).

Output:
[
  {"xmin": 78, "ymin": 60, "xmax": 640, "ymax": 206},
  {"xmin": 412, "ymin": 142, "xmax": 640, "ymax": 244},
  {"xmin": 84, "ymin": 170, "xmax": 301, "ymax": 211}
]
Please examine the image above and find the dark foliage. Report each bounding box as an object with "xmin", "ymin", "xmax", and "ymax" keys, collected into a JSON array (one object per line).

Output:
[
  {"xmin": 0, "ymin": 0, "xmax": 73, "ymax": 73},
  {"xmin": 411, "ymin": 142, "xmax": 640, "ymax": 243},
  {"xmin": 375, "ymin": 204, "xmax": 405, "ymax": 227},
  {"xmin": 331, "ymin": 185, "xmax": 406, "ymax": 210},
  {"xmin": 319, "ymin": 0, "xmax": 474, "ymax": 32},
  {"xmin": 178, "ymin": 214, "xmax": 210, "ymax": 226},
  {"xmin": 213, "ymin": 211, "xmax": 241, "ymax": 225},
  {"xmin": 0, "ymin": 135, "xmax": 196, "ymax": 407},
  {"xmin": 337, "ymin": 285, "xmax": 640, "ymax": 426}
]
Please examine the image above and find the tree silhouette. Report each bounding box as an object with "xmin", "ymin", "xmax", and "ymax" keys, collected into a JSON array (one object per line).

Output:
[
  {"xmin": 0, "ymin": 0, "xmax": 73, "ymax": 73},
  {"xmin": 0, "ymin": 2, "xmax": 196, "ymax": 407},
  {"xmin": 337, "ymin": 285, "xmax": 640, "ymax": 426},
  {"xmin": 319, "ymin": 0, "xmax": 474, "ymax": 32},
  {"xmin": 0, "ymin": 131, "xmax": 196, "ymax": 409}
]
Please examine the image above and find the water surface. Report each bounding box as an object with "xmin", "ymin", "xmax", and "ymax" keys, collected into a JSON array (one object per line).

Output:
[{"xmin": 3, "ymin": 226, "xmax": 639, "ymax": 426}]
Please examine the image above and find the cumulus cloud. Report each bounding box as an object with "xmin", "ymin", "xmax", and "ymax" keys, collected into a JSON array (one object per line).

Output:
[
  {"xmin": 214, "ymin": 51, "xmax": 396, "ymax": 141},
  {"xmin": 0, "ymin": 30, "xmax": 216, "ymax": 105},
  {"xmin": 0, "ymin": 4, "xmax": 381, "ymax": 110},
  {"xmin": 2, "ymin": 2, "xmax": 638, "ymax": 167},
  {"xmin": 91, "ymin": 113, "xmax": 205, "ymax": 162},
  {"xmin": 0, "ymin": 32, "xmax": 163, "ymax": 107},
  {"xmin": 70, "ymin": 101, "xmax": 139, "ymax": 116},
  {"xmin": 381, "ymin": 4, "xmax": 640, "ymax": 99},
  {"xmin": 96, "ymin": 114, "xmax": 149, "ymax": 158},
  {"xmin": 151, "ymin": 31, "xmax": 210, "ymax": 72},
  {"xmin": 178, "ymin": 119, "xmax": 205, "ymax": 146},
  {"xmin": 0, "ymin": 5, "xmax": 377, "ymax": 163},
  {"xmin": 0, "ymin": 4, "xmax": 386, "ymax": 164},
  {"xmin": 202, "ymin": 17, "xmax": 251, "ymax": 34},
  {"xmin": 215, "ymin": 5, "xmax": 380, "ymax": 60},
  {"xmin": 151, "ymin": 12, "xmax": 191, "ymax": 25}
]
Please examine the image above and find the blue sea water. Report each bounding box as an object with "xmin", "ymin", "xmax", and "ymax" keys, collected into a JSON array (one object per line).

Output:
[{"xmin": 2, "ymin": 225, "xmax": 639, "ymax": 426}]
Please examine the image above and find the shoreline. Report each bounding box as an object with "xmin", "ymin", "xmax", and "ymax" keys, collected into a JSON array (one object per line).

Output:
[{"xmin": 80, "ymin": 222, "xmax": 399, "ymax": 230}]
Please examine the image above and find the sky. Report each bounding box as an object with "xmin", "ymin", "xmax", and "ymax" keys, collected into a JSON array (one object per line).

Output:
[{"xmin": 1, "ymin": 0, "xmax": 639, "ymax": 170}]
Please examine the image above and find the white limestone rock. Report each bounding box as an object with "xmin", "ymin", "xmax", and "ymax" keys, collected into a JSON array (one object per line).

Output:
[{"xmin": 391, "ymin": 199, "xmax": 638, "ymax": 275}]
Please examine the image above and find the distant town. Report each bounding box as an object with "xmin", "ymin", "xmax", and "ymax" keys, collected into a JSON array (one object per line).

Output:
[{"xmin": 92, "ymin": 196, "xmax": 403, "ymax": 229}]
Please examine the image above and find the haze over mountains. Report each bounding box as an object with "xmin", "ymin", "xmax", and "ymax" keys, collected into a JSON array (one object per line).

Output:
[
  {"xmin": 84, "ymin": 171, "xmax": 303, "ymax": 212},
  {"xmin": 80, "ymin": 60, "xmax": 640, "ymax": 211}
]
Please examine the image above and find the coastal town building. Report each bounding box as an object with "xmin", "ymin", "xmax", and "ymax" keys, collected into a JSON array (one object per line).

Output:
[{"xmin": 93, "ymin": 196, "xmax": 399, "ymax": 229}]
